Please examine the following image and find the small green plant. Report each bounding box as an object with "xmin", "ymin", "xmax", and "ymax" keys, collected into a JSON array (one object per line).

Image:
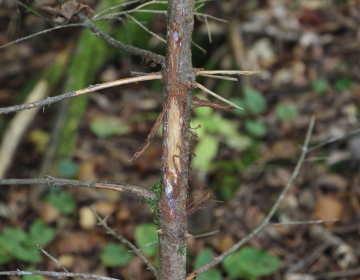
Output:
[
  {"xmin": 223, "ymin": 246, "xmax": 280, "ymax": 280},
  {"xmin": 100, "ymin": 243, "xmax": 132, "ymax": 267},
  {"xmin": 334, "ymin": 76, "xmax": 355, "ymax": 92},
  {"xmin": 312, "ymin": 79, "xmax": 329, "ymax": 94},
  {"xmin": 0, "ymin": 219, "xmax": 55, "ymax": 265},
  {"xmin": 275, "ymin": 103, "xmax": 299, "ymax": 121},
  {"xmin": 134, "ymin": 223, "xmax": 158, "ymax": 257}
]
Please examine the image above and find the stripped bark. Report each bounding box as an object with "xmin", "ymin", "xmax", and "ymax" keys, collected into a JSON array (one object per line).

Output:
[{"xmin": 158, "ymin": 0, "xmax": 195, "ymax": 279}]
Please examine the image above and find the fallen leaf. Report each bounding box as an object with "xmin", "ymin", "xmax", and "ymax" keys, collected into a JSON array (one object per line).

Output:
[
  {"xmin": 315, "ymin": 174, "xmax": 348, "ymax": 191},
  {"xmin": 79, "ymin": 207, "xmax": 97, "ymax": 230},
  {"xmin": 314, "ymin": 194, "xmax": 343, "ymax": 225},
  {"xmin": 42, "ymin": 0, "xmax": 93, "ymax": 22}
]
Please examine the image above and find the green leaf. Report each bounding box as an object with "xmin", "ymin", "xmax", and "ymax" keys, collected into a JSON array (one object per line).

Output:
[
  {"xmin": 312, "ymin": 79, "xmax": 329, "ymax": 94},
  {"xmin": 245, "ymin": 120, "xmax": 267, "ymax": 138},
  {"xmin": 275, "ymin": 103, "xmax": 299, "ymax": 121},
  {"xmin": 243, "ymin": 86, "xmax": 267, "ymax": 114},
  {"xmin": 194, "ymin": 248, "xmax": 222, "ymax": 280},
  {"xmin": 0, "ymin": 237, "xmax": 13, "ymax": 264},
  {"xmin": 1, "ymin": 228, "xmax": 42, "ymax": 263},
  {"xmin": 100, "ymin": 243, "xmax": 133, "ymax": 267},
  {"xmin": 194, "ymin": 248, "xmax": 213, "ymax": 269},
  {"xmin": 46, "ymin": 189, "xmax": 76, "ymax": 214},
  {"xmin": 90, "ymin": 115, "xmax": 130, "ymax": 138},
  {"xmin": 23, "ymin": 267, "xmax": 44, "ymax": 280},
  {"xmin": 192, "ymin": 135, "xmax": 219, "ymax": 171},
  {"xmin": 29, "ymin": 219, "xmax": 55, "ymax": 246},
  {"xmin": 225, "ymin": 134, "xmax": 252, "ymax": 152},
  {"xmin": 56, "ymin": 159, "xmax": 79, "ymax": 178},
  {"xmin": 197, "ymin": 269, "xmax": 222, "ymax": 280},
  {"xmin": 134, "ymin": 223, "xmax": 158, "ymax": 257},
  {"xmin": 334, "ymin": 77, "xmax": 355, "ymax": 92},
  {"xmin": 223, "ymin": 247, "xmax": 281, "ymax": 279}
]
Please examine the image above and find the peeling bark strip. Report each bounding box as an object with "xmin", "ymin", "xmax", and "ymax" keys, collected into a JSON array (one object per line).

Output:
[
  {"xmin": 158, "ymin": 0, "xmax": 195, "ymax": 279},
  {"xmin": 130, "ymin": 97, "xmax": 172, "ymax": 162}
]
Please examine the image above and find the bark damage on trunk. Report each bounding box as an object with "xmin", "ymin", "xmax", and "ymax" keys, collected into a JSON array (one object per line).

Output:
[{"xmin": 158, "ymin": 0, "xmax": 194, "ymax": 279}]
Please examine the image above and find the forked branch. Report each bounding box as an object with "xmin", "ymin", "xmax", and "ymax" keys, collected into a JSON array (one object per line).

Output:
[
  {"xmin": 0, "ymin": 175, "xmax": 156, "ymax": 200},
  {"xmin": 0, "ymin": 73, "xmax": 161, "ymax": 115}
]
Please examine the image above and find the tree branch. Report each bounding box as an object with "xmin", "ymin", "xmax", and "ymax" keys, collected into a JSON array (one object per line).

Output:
[
  {"xmin": 91, "ymin": 210, "xmax": 158, "ymax": 277},
  {"xmin": 187, "ymin": 117, "xmax": 315, "ymax": 280},
  {"xmin": 0, "ymin": 73, "xmax": 162, "ymax": 114},
  {"xmin": 0, "ymin": 271, "xmax": 119, "ymax": 280},
  {"xmin": 0, "ymin": 175, "xmax": 156, "ymax": 200},
  {"xmin": 194, "ymin": 82, "xmax": 243, "ymax": 109},
  {"xmin": 78, "ymin": 13, "xmax": 165, "ymax": 65},
  {"xmin": 0, "ymin": 23, "xmax": 84, "ymax": 49},
  {"xmin": 37, "ymin": 244, "xmax": 68, "ymax": 272},
  {"xmin": 269, "ymin": 219, "xmax": 340, "ymax": 226}
]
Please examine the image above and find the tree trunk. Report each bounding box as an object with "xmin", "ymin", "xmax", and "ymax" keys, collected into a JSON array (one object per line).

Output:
[{"xmin": 158, "ymin": 0, "xmax": 195, "ymax": 279}]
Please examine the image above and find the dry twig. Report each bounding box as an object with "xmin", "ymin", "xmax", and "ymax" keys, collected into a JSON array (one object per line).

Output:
[
  {"xmin": 194, "ymin": 82, "xmax": 243, "ymax": 109},
  {"xmin": 0, "ymin": 271, "xmax": 118, "ymax": 280},
  {"xmin": 37, "ymin": 245, "xmax": 68, "ymax": 272},
  {"xmin": 0, "ymin": 73, "xmax": 161, "ymax": 115},
  {"xmin": 0, "ymin": 175, "xmax": 156, "ymax": 200},
  {"xmin": 91, "ymin": 209, "xmax": 158, "ymax": 277}
]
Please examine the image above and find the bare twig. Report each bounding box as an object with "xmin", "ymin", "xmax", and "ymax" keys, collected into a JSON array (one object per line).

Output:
[
  {"xmin": 78, "ymin": 12, "xmax": 165, "ymax": 65},
  {"xmin": 308, "ymin": 127, "xmax": 360, "ymax": 153},
  {"xmin": 204, "ymin": 16, "xmax": 212, "ymax": 43},
  {"xmin": 189, "ymin": 230, "xmax": 220, "ymax": 239},
  {"xmin": 130, "ymin": 96, "xmax": 172, "ymax": 162},
  {"xmin": 0, "ymin": 73, "xmax": 162, "ymax": 115},
  {"xmin": 93, "ymin": 0, "xmax": 143, "ymax": 19},
  {"xmin": 0, "ymin": 271, "xmax": 119, "ymax": 280},
  {"xmin": 314, "ymin": 268, "xmax": 360, "ymax": 279},
  {"xmin": 197, "ymin": 70, "xmax": 261, "ymax": 76},
  {"xmin": 14, "ymin": 0, "xmax": 64, "ymax": 25},
  {"xmin": 192, "ymin": 95, "xmax": 234, "ymax": 111},
  {"xmin": 91, "ymin": 210, "xmax": 158, "ymax": 277},
  {"xmin": 198, "ymin": 73, "xmax": 238, "ymax": 81},
  {"xmin": 127, "ymin": 14, "xmax": 166, "ymax": 43},
  {"xmin": 192, "ymin": 40, "xmax": 207, "ymax": 54},
  {"xmin": 194, "ymin": 3, "xmax": 205, "ymax": 11},
  {"xmin": 0, "ymin": 24, "xmax": 83, "ymax": 49},
  {"xmin": 37, "ymin": 245, "xmax": 68, "ymax": 272},
  {"xmin": 0, "ymin": 175, "xmax": 156, "ymax": 200},
  {"xmin": 194, "ymin": 82, "xmax": 243, "ymax": 109},
  {"xmin": 269, "ymin": 219, "xmax": 340, "ymax": 226},
  {"xmin": 195, "ymin": 12, "xmax": 228, "ymax": 23},
  {"xmin": 187, "ymin": 117, "xmax": 315, "ymax": 280}
]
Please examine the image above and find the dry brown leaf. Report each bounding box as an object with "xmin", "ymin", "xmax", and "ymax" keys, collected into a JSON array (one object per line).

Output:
[
  {"xmin": 56, "ymin": 232, "xmax": 101, "ymax": 254},
  {"xmin": 315, "ymin": 194, "xmax": 344, "ymax": 225},
  {"xmin": 42, "ymin": 0, "xmax": 93, "ymax": 22},
  {"xmin": 315, "ymin": 174, "xmax": 348, "ymax": 191},
  {"xmin": 79, "ymin": 207, "xmax": 97, "ymax": 230}
]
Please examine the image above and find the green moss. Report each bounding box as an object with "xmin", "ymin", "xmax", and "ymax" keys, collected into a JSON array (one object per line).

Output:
[
  {"xmin": 145, "ymin": 178, "xmax": 162, "ymax": 226},
  {"xmin": 176, "ymin": 245, "xmax": 185, "ymax": 255}
]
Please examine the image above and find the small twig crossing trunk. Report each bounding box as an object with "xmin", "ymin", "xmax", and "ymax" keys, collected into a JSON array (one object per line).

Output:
[{"xmin": 159, "ymin": 0, "xmax": 195, "ymax": 279}]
